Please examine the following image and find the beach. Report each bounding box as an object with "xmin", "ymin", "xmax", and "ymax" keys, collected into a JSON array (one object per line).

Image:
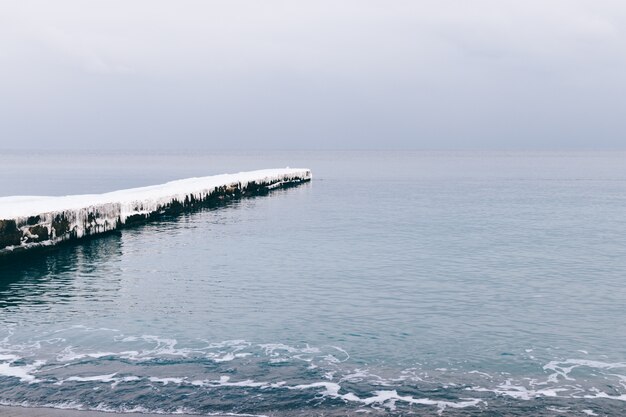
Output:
[{"xmin": 0, "ymin": 407, "xmax": 199, "ymax": 417}]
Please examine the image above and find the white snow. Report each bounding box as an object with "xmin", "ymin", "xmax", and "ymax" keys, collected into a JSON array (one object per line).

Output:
[
  {"xmin": 0, "ymin": 168, "xmax": 310, "ymax": 252},
  {"xmin": 0, "ymin": 168, "xmax": 311, "ymax": 220}
]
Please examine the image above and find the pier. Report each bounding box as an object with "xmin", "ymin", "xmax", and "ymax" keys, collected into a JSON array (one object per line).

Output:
[{"xmin": 0, "ymin": 168, "xmax": 311, "ymax": 256}]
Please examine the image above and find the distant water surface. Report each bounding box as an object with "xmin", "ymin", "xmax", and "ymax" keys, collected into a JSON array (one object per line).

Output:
[{"xmin": 1, "ymin": 151, "xmax": 626, "ymax": 416}]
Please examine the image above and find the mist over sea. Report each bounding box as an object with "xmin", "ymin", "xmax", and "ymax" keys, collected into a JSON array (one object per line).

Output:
[{"xmin": 1, "ymin": 150, "xmax": 626, "ymax": 416}]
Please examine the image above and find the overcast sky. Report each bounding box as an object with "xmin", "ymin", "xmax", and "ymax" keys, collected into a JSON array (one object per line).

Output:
[{"xmin": 1, "ymin": 0, "xmax": 625, "ymax": 150}]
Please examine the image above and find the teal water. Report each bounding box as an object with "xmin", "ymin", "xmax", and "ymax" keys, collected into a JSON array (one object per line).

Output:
[{"xmin": 1, "ymin": 151, "xmax": 626, "ymax": 416}]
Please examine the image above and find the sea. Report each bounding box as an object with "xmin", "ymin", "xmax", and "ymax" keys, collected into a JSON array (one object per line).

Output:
[{"xmin": 1, "ymin": 150, "xmax": 626, "ymax": 416}]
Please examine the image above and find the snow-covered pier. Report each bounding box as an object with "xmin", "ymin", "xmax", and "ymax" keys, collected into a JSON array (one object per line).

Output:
[{"xmin": 0, "ymin": 168, "xmax": 311, "ymax": 256}]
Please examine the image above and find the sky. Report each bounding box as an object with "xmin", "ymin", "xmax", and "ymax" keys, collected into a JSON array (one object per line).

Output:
[{"xmin": 1, "ymin": 0, "xmax": 625, "ymax": 150}]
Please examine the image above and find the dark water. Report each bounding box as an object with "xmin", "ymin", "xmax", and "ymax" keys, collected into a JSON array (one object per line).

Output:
[{"xmin": 1, "ymin": 151, "xmax": 626, "ymax": 416}]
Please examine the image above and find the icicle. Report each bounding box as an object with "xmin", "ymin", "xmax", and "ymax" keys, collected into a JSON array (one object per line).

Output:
[{"xmin": 0, "ymin": 168, "xmax": 311, "ymax": 255}]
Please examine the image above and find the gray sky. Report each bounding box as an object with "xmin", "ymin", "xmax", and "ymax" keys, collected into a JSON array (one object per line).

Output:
[{"xmin": 1, "ymin": 0, "xmax": 625, "ymax": 150}]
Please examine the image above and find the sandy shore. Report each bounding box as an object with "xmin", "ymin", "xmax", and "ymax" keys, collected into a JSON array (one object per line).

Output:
[{"xmin": 0, "ymin": 406, "xmax": 206, "ymax": 417}]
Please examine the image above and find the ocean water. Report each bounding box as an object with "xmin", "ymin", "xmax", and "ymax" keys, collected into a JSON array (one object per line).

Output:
[{"xmin": 1, "ymin": 150, "xmax": 626, "ymax": 416}]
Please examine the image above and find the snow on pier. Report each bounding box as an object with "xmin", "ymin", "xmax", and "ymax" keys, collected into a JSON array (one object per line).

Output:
[{"xmin": 0, "ymin": 168, "xmax": 311, "ymax": 255}]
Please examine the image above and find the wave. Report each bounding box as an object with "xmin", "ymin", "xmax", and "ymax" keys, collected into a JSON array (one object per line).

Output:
[{"xmin": 2, "ymin": 328, "xmax": 626, "ymax": 414}]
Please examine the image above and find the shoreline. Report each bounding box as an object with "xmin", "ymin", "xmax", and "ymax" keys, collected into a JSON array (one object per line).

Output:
[
  {"xmin": 0, "ymin": 405, "xmax": 238, "ymax": 417},
  {"xmin": 0, "ymin": 406, "xmax": 185, "ymax": 417}
]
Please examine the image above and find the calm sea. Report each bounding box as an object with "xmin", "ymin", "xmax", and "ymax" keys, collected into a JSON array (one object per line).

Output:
[{"xmin": 1, "ymin": 151, "xmax": 626, "ymax": 416}]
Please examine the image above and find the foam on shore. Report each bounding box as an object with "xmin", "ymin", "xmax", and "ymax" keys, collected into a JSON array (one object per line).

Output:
[{"xmin": 0, "ymin": 405, "xmax": 244, "ymax": 417}]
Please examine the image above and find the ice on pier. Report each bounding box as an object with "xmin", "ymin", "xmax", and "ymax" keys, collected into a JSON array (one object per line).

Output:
[{"xmin": 0, "ymin": 168, "xmax": 311, "ymax": 255}]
